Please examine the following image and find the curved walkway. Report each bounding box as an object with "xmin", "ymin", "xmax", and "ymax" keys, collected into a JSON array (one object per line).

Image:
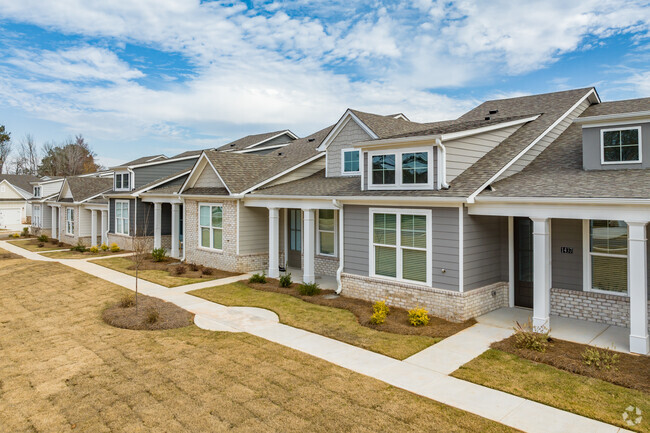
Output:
[{"xmin": 0, "ymin": 240, "xmax": 630, "ymax": 433}]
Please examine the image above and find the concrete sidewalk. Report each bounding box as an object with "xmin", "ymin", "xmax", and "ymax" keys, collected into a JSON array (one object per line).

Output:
[{"xmin": 0, "ymin": 240, "xmax": 630, "ymax": 433}]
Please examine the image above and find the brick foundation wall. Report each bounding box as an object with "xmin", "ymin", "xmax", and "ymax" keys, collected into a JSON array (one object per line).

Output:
[
  {"xmin": 340, "ymin": 273, "xmax": 508, "ymax": 322},
  {"xmin": 314, "ymin": 255, "xmax": 339, "ymax": 277},
  {"xmin": 551, "ymin": 288, "xmax": 650, "ymax": 329}
]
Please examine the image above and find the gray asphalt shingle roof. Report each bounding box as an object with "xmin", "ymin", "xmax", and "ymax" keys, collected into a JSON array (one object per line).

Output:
[
  {"xmin": 579, "ymin": 97, "xmax": 650, "ymax": 118},
  {"xmin": 217, "ymin": 130, "xmax": 296, "ymax": 152},
  {"xmin": 0, "ymin": 174, "xmax": 40, "ymax": 193},
  {"xmin": 61, "ymin": 176, "xmax": 113, "ymax": 202}
]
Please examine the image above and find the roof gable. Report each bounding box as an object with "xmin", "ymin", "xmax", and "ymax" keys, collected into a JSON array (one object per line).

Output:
[{"xmin": 0, "ymin": 179, "xmax": 28, "ymax": 200}]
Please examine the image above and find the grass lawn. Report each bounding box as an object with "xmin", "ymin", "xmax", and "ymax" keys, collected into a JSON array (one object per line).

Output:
[
  {"xmin": 0, "ymin": 256, "xmax": 517, "ymax": 432},
  {"xmin": 7, "ymin": 239, "xmax": 65, "ymax": 252},
  {"xmin": 190, "ymin": 282, "xmax": 439, "ymax": 360},
  {"xmin": 40, "ymin": 250, "xmax": 125, "ymax": 259},
  {"xmin": 90, "ymin": 256, "xmax": 222, "ymax": 287},
  {"xmin": 452, "ymin": 349, "xmax": 650, "ymax": 432}
]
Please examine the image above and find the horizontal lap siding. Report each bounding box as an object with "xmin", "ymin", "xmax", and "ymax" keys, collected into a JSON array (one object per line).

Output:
[
  {"xmin": 463, "ymin": 212, "xmax": 507, "ymax": 291},
  {"xmin": 133, "ymin": 159, "xmax": 198, "ymax": 188},
  {"xmin": 344, "ymin": 205, "xmax": 369, "ymax": 275},
  {"xmin": 264, "ymin": 158, "xmax": 326, "ymax": 187},
  {"xmin": 551, "ymin": 219, "xmax": 583, "ymax": 291},
  {"xmin": 239, "ymin": 205, "xmax": 269, "ymax": 254},
  {"xmin": 326, "ymin": 120, "xmax": 372, "ymax": 177}
]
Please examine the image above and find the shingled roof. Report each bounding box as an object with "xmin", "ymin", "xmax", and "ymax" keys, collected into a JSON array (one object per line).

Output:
[
  {"xmin": 579, "ymin": 97, "xmax": 650, "ymax": 118},
  {"xmin": 217, "ymin": 130, "xmax": 296, "ymax": 152},
  {"xmin": 0, "ymin": 174, "xmax": 40, "ymax": 193},
  {"xmin": 61, "ymin": 176, "xmax": 113, "ymax": 202}
]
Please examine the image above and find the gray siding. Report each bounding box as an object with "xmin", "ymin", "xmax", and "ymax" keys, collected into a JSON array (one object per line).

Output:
[
  {"xmin": 133, "ymin": 158, "xmax": 198, "ymax": 188},
  {"xmin": 343, "ymin": 205, "xmax": 460, "ymax": 291},
  {"xmin": 264, "ymin": 157, "xmax": 326, "ymax": 187},
  {"xmin": 582, "ymin": 122, "xmax": 650, "ymax": 170},
  {"xmin": 239, "ymin": 204, "xmax": 269, "ymax": 254},
  {"xmin": 463, "ymin": 211, "xmax": 508, "ymax": 291},
  {"xmin": 551, "ymin": 219, "xmax": 583, "ymax": 291},
  {"xmin": 326, "ymin": 119, "xmax": 372, "ymax": 177}
]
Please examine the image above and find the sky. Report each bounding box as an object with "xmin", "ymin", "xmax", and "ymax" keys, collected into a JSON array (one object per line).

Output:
[{"xmin": 0, "ymin": 0, "xmax": 649, "ymax": 168}]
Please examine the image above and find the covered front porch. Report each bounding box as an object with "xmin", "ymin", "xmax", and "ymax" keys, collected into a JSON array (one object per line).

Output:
[{"xmin": 140, "ymin": 195, "xmax": 183, "ymax": 259}]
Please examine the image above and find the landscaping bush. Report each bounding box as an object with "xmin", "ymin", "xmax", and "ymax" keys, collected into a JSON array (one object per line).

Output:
[
  {"xmin": 21, "ymin": 227, "xmax": 29, "ymax": 237},
  {"xmin": 145, "ymin": 308, "xmax": 160, "ymax": 324},
  {"xmin": 408, "ymin": 307, "xmax": 430, "ymax": 327},
  {"xmin": 11, "ymin": 233, "xmax": 20, "ymax": 238},
  {"xmin": 201, "ymin": 267, "xmax": 213, "ymax": 276},
  {"xmin": 279, "ymin": 273, "xmax": 292, "ymax": 288},
  {"xmin": 89, "ymin": 246, "xmax": 99, "ymax": 253},
  {"xmin": 370, "ymin": 309, "xmax": 386, "ymax": 325},
  {"xmin": 151, "ymin": 247, "xmax": 167, "ymax": 262},
  {"xmin": 249, "ymin": 272, "xmax": 267, "ymax": 284},
  {"xmin": 57, "ymin": 241, "xmax": 64, "ymax": 247},
  {"xmin": 582, "ymin": 346, "xmax": 619, "ymax": 370},
  {"xmin": 513, "ymin": 318, "xmax": 551, "ymax": 352},
  {"xmin": 172, "ymin": 264, "xmax": 186, "ymax": 276},
  {"xmin": 373, "ymin": 300, "xmax": 390, "ymax": 316},
  {"xmin": 37, "ymin": 242, "xmax": 44, "ymax": 248},
  {"xmin": 100, "ymin": 243, "xmax": 109, "ymax": 251},
  {"xmin": 109, "ymin": 243, "xmax": 120, "ymax": 252},
  {"xmin": 70, "ymin": 242, "xmax": 87, "ymax": 252},
  {"xmin": 189, "ymin": 263, "xmax": 199, "ymax": 272},
  {"xmin": 37, "ymin": 234, "xmax": 48, "ymax": 243},
  {"xmin": 119, "ymin": 294, "xmax": 135, "ymax": 308},
  {"xmin": 298, "ymin": 282, "xmax": 321, "ymax": 296}
]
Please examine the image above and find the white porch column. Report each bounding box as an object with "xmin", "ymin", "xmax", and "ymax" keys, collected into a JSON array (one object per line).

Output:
[
  {"xmin": 51, "ymin": 207, "xmax": 57, "ymax": 239},
  {"xmin": 627, "ymin": 221, "xmax": 649, "ymax": 354},
  {"xmin": 101, "ymin": 210, "xmax": 108, "ymax": 246},
  {"xmin": 171, "ymin": 203, "xmax": 180, "ymax": 259},
  {"xmin": 153, "ymin": 202, "xmax": 162, "ymax": 249},
  {"xmin": 532, "ymin": 217, "xmax": 551, "ymax": 330},
  {"xmin": 302, "ymin": 209, "xmax": 315, "ymax": 284},
  {"xmin": 268, "ymin": 207, "xmax": 280, "ymax": 278},
  {"xmin": 90, "ymin": 210, "xmax": 98, "ymax": 247}
]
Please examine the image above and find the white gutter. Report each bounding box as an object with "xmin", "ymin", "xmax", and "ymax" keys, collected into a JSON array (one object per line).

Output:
[
  {"xmin": 473, "ymin": 196, "xmax": 650, "ymax": 205},
  {"xmin": 436, "ymin": 137, "xmax": 449, "ymax": 189},
  {"xmin": 333, "ymin": 199, "xmax": 344, "ymax": 294},
  {"xmin": 244, "ymin": 194, "xmax": 463, "ymax": 203}
]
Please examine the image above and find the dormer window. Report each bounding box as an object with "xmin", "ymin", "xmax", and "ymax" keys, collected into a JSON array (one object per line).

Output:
[
  {"xmin": 341, "ymin": 149, "xmax": 360, "ymax": 174},
  {"xmin": 33, "ymin": 186, "xmax": 41, "ymax": 197},
  {"xmin": 368, "ymin": 147, "xmax": 433, "ymax": 190},
  {"xmin": 601, "ymin": 127, "xmax": 641, "ymax": 164},
  {"xmin": 114, "ymin": 172, "xmax": 130, "ymax": 191}
]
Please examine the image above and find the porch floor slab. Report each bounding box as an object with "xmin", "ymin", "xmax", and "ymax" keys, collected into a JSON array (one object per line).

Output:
[
  {"xmin": 285, "ymin": 266, "xmax": 338, "ymax": 290},
  {"xmin": 477, "ymin": 307, "xmax": 631, "ymax": 353}
]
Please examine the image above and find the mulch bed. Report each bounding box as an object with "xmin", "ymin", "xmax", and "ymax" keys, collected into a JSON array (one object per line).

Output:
[
  {"xmin": 492, "ymin": 335, "xmax": 650, "ymax": 393},
  {"xmin": 103, "ymin": 294, "xmax": 194, "ymax": 330},
  {"xmin": 127, "ymin": 256, "xmax": 241, "ymax": 279},
  {"xmin": 27, "ymin": 238, "xmax": 71, "ymax": 249},
  {"xmin": 246, "ymin": 278, "xmax": 475, "ymax": 338}
]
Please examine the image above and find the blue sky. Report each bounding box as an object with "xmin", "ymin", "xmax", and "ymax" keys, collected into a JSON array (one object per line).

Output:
[{"xmin": 0, "ymin": 0, "xmax": 649, "ymax": 168}]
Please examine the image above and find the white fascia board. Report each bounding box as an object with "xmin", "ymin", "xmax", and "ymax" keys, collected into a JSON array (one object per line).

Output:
[
  {"xmin": 244, "ymin": 194, "xmax": 464, "ymax": 207},
  {"xmin": 180, "ymin": 194, "xmax": 234, "ymax": 200},
  {"xmin": 440, "ymin": 115, "xmax": 539, "ymax": 141},
  {"xmin": 140, "ymin": 194, "xmax": 183, "ymax": 204},
  {"xmin": 473, "ymin": 196, "xmax": 650, "ymax": 206},
  {"xmin": 574, "ymin": 110, "xmax": 650, "ymax": 125},
  {"xmin": 178, "ymin": 153, "xmax": 231, "ymax": 195},
  {"xmin": 466, "ymin": 89, "xmax": 597, "ymax": 204},
  {"xmin": 128, "ymin": 154, "xmax": 199, "ymax": 169},
  {"xmin": 243, "ymin": 130, "xmax": 298, "ymax": 150},
  {"xmin": 133, "ymin": 170, "xmax": 191, "ymax": 197},
  {"xmin": 235, "ymin": 143, "xmax": 290, "ymax": 154},
  {"xmin": 79, "ymin": 190, "xmax": 112, "ymax": 204},
  {"xmin": 316, "ymin": 110, "xmax": 379, "ymax": 151},
  {"xmin": 239, "ymin": 153, "xmax": 325, "ymax": 194},
  {"xmin": 353, "ymin": 135, "xmax": 439, "ymax": 149}
]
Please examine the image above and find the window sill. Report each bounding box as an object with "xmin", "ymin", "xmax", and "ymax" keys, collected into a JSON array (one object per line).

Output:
[
  {"xmin": 369, "ymin": 273, "xmax": 431, "ymax": 288},
  {"xmin": 585, "ymin": 288, "xmax": 628, "ymax": 297},
  {"xmin": 197, "ymin": 246, "xmax": 224, "ymax": 254}
]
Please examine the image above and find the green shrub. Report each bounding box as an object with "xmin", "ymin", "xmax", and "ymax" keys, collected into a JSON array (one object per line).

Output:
[
  {"xmin": 582, "ymin": 346, "xmax": 619, "ymax": 370},
  {"xmin": 513, "ymin": 319, "xmax": 551, "ymax": 352},
  {"xmin": 145, "ymin": 308, "xmax": 160, "ymax": 324},
  {"xmin": 119, "ymin": 294, "xmax": 135, "ymax": 308},
  {"xmin": 370, "ymin": 309, "xmax": 387, "ymax": 325},
  {"xmin": 249, "ymin": 272, "xmax": 267, "ymax": 284},
  {"xmin": 298, "ymin": 282, "xmax": 321, "ymax": 296},
  {"xmin": 21, "ymin": 227, "xmax": 29, "ymax": 237},
  {"xmin": 279, "ymin": 273, "xmax": 292, "ymax": 288},
  {"xmin": 408, "ymin": 307, "xmax": 430, "ymax": 327},
  {"xmin": 70, "ymin": 241, "xmax": 87, "ymax": 252},
  {"xmin": 37, "ymin": 234, "xmax": 48, "ymax": 243},
  {"xmin": 109, "ymin": 243, "xmax": 120, "ymax": 252},
  {"xmin": 373, "ymin": 300, "xmax": 390, "ymax": 316},
  {"xmin": 11, "ymin": 233, "xmax": 20, "ymax": 238},
  {"xmin": 151, "ymin": 247, "xmax": 167, "ymax": 262},
  {"xmin": 89, "ymin": 246, "xmax": 99, "ymax": 253},
  {"xmin": 100, "ymin": 243, "xmax": 109, "ymax": 251}
]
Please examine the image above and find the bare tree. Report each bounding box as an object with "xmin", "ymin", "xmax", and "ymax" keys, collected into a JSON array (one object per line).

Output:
[
  {"xmin": 129, "ymin": 208, "xmax": 152, "ymax": 313},
  {"xmin": 38, "ymin": 134, "xmax": 101, "ymax": 176},
  {"xmin": 15, "ymin": 134, "xmax": 39, "ymax": 174},
  {"xmin": 0, "ymin": 125, "xmax": 11, "ymax": 174}
]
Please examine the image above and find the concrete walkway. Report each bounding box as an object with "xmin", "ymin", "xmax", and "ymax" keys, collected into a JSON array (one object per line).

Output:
[{"xmin": 0, "ymin": 240, "xmax": 631, "ymax": 433}]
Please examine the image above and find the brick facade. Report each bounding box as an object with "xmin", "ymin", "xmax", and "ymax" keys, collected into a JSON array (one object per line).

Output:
[
  {"xmin": 551, "ymin": 288, "xmax": 650, "ymax": 330},
  {"xmin": 340, "ymin": 273, "xmax": 508, "ymax": 322},
  {"xmin": 314, "ymin": 255, "xmax": 339, "ymax": 277}
]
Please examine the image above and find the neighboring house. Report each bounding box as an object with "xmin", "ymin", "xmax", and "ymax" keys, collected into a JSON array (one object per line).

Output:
[
  {"xmin": 50, "ymin": 175, "xmax": 113, "ymax": 246},
  {"xmin": 170, "ymin": 87, "xmax": 648, "ymax": 355},
  {"xmin": 29, "ymin": 176, "xmax": 65, "ymax": 236},
  {"xmin": 0, "ymin": 174, "xmax": 39, "ymax": 228}
]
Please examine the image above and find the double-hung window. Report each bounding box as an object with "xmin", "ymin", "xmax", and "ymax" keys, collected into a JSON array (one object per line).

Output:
[
  {"xmin": 199, "ymin": 204, "xmax": 223, "ymax": 250},
  {"xmin": 601, "ymin": 127, "xmax": 641, "ymax": 164},
  {"xmin": 586, "ymin": 220, "xmax": 628, "ymax": 294},
  {"xmin": 33, "ymin": 205, "xmax": 40, "ymax": 227},
  {"xmin": 370, "ymin": 208, "xmax": 431, "ymax": 284},
  {"xmin": 317, "ymin": 209, "xmax": 336, "ymax": 256},
  {"xmin": 34, "ymin": 186, "xmax": 41, "ymax": 197},
  {"xmin": 114, "ymin": 172, "xmax": 130, "ymax": 191},
  {"xmin": 341, "ymin": 149, "xmax": 360, "ymax": 174},
  {"xmin": 369, "ymin": 148, "xmax": 432, "ymax": 189},
  {"xmin": 115, "ymin": 200, "xmax": 129, "ymax": 235},
  {"xmin": 66, "ymin": 208, "xmax": 74, "ymax": 235}
]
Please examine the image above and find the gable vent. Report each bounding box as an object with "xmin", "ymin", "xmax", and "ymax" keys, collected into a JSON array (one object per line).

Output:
[
  {"xmin": 484, "ymin": 116, "xmax": 490, "ymax": 120},
  {"xmin": 489, "ymin": 109, "xmax": 499, "ymax": 114},
  {"xmin": 308, "ymin": 138, "xmax": 315, "ymax": 142}
]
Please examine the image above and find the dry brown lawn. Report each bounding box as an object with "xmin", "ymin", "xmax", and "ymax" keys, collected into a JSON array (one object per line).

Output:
[
  {"xmin": 0, "ymin": 255, "xmax": 517, "ymax": 433},
  {"xmin": 8, "ymin": 238, "xmax": 67, "ymax": 252}
]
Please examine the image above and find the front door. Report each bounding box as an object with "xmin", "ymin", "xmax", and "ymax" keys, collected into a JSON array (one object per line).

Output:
[
  {"xmin": 514, "ymin": 217, "xmax": 534, "ymax": 308},
  {"xmin": 287, "ymin": 209, "xmax": 301, "ymax": 268}
]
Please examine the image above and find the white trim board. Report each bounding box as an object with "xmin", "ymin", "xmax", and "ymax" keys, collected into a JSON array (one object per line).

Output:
[{"xmin": 316, "ymin": 110, "xmax": 378, "ymax": 152}]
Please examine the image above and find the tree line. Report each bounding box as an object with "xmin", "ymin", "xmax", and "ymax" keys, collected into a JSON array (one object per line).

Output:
[{"xmin": 0, "ymin": 124, "xmax": 102, "ymax": 176}]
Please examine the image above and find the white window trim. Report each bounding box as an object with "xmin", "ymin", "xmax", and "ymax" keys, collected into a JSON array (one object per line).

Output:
[
  {"xmin": 369, "ymin": 207, "xmax": 432, "ymax": 286},
  {"xmin": 316, "ymin": 209, "xmax": 337, "ymax": 257},
  {"xmin": 340, "ymin": 148, "xmax": 361, "ymax": 176},
  {"xmin": 197, "ymin": 202, "xmax": 224, "ymax": 252},
  {"xmin": 115, "ymin": 200, "xmax": 130, "ymax": 236},
  {"xmin": 600, "ymin": 126, "xmax": 642, "ymax": 165},
  {"xmin": 582, "ymin": 220, "xmax": 629, "ymax": 297},
  {"xmin": 33, "ymin": 205, "xmax": 40, "ymax": 227},
  {"xmin": 367, "ymin": 146, "xmax": 434, "ymax": 190},
  {"xmin": 65, "ymin": 207, "xmax": 75, "ymax": 236},
  {"xmin": 114, "ymin": 172, "xmax": 131, "ymax": 191}
]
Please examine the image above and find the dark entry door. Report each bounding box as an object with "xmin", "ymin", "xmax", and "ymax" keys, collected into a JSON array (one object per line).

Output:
[
  {"xmin": 514, "ymin": 217, "xmax": 534, "ymax": 308},
  {"xmin": 288, "ymin": 209, "xmax": 301, "ymax": 268}
]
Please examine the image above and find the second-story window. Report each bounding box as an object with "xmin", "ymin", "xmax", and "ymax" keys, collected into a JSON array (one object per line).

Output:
[
  {"xmin": 33, "ymin": 186, "xmax": 41, "ymax": 197},
  {"xmin": 369, "ymin": 148, "xmax": 433, "ymax": 189},
  {"xmin": 601, "ymin": 127, "xmax": 641, "ymax": 164},
  {"xmin": 342, "ymin": 149, "xmax": 360, "ymax": 174},
  {"xmin": 402, "ymin": 152, "xmax": 428, "ymax": 184},
  {"xmin": 372, "ymin": 154, "xmax": 396, "ymax": 184},
  {"xmin": 115, "ymin": 173, "xmax": 130, "ymax": 190}
]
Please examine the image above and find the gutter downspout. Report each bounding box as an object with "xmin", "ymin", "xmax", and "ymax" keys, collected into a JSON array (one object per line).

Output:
[
  {"xmin": 436, "ymin": 138, "xmax": 450, "ymax": 189},
  {"xmin": 333, "ymin": 199, "xmax": 344, "ymax": 294},
  {"xmin": 181, "ymin": 196, "xmax": 187, "ymax": 262}
]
